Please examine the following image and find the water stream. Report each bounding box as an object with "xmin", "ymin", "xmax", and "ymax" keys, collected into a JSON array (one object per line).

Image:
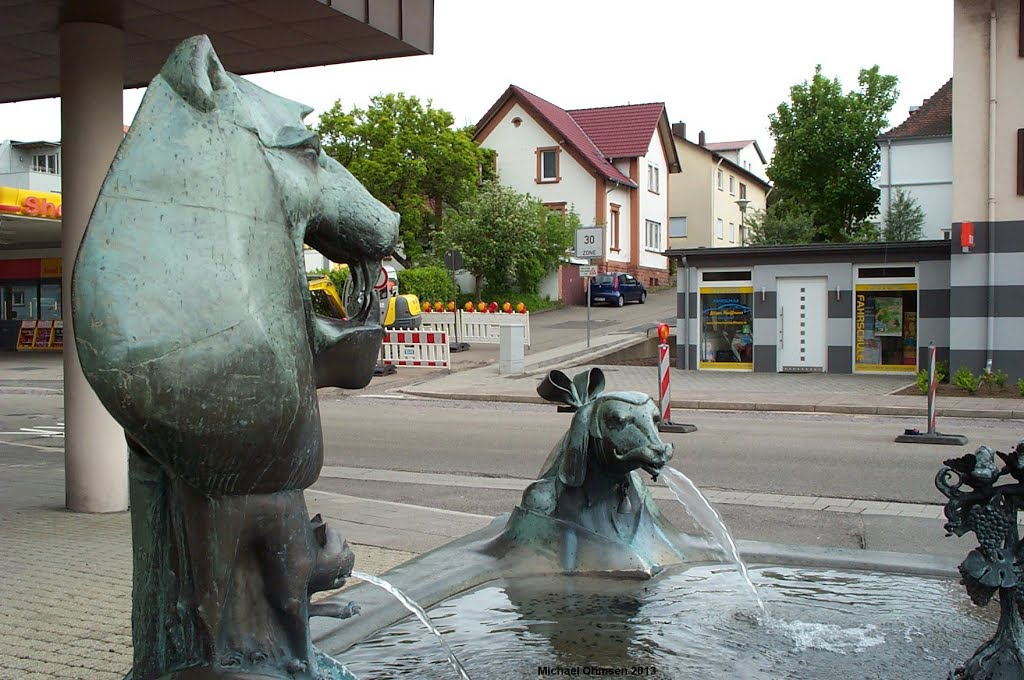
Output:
[
  {"xmin": 659, "ymin": 466, "xmax": 768, "ymax": 619},
  {"xmin": 349, "ymin": 570, "xmax": 472, "ymax": 680}
]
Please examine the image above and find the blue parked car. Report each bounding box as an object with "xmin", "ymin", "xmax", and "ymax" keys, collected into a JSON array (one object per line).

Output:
[{"xmin": 589, "ymin": 272, "xmax": 647, "ymax": 307}]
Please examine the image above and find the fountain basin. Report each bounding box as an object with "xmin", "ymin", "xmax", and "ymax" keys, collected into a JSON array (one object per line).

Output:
[{"xmin": 313, "ymin": 517, "xmax": 987, "ymax": 679}]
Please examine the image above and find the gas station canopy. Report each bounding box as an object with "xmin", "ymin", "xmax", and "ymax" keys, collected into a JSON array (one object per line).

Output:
[{"xmin": 0, "ymin": 0, "xmax": 434, "ymax": 103}]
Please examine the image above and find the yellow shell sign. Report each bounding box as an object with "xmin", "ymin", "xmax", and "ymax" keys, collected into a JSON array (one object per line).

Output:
[{"xmin": 0, "ymin": 186, "xmax": 63, "ymax": 219}]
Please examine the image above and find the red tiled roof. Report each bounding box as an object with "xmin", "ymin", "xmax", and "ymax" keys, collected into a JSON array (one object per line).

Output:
[
  {"xmin": 500, "ymin": 86, "xmax": 634, "ymax": 186},
  {"xmin": 474, "ymin": 85, "xmax": 689, "ymax": 187},
  {"xmin": 567, "ymin": 103, "xmax": 666, "ymax": 159},
  {"xmin": 878, "ymin": 79, "xmax": 952, "ymax": 140}
]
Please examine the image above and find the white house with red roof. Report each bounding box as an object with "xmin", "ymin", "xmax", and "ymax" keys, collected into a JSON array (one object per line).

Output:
[
  {"xmin": 875, "ymin": 79, "xmax": 953, "ymax": 240},
  {"xmin": 473, "ymin": 85, "xmax": 680, "ymax": 303}
]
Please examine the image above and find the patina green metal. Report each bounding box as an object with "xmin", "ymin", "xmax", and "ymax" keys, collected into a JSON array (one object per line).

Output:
[
  {"xmin": 937, "ymin": 442, "xmax": 1024, "ymax": 679},
  {"xmin": 485, "ymin": 368, "xmax": 688, "ymax": 576},
  {"xmin": 72, "ymin": 35, "xmax": 397, "ymax": 680}
]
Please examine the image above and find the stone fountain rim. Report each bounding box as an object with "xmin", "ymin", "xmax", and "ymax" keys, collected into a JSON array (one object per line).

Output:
[{"xmin": 311, "ymin": 513, "xmax": 960, "ymax": 656}]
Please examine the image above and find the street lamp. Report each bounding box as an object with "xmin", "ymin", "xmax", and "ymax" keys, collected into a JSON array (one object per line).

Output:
[{"xmin": 735, "ymin": 198, "xmax": 751, "ymax": 246}]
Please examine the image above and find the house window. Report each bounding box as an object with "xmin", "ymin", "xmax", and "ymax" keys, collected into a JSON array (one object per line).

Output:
[
  {"xmin": 647, "ymin": 163, "xmax": 660, "ymax": 194},
  {"xmin": 729, "ymin": 175, "xmax": 735, "ymax": 195},
  {"xmin": 32, "ymin": 152, "xmax": 60, "ymax": 175},
  {"xmin": 716, "ymin": 218, "xmax": 724, "ymax": 239},
  {"xmin": 739, "ymin": 183, "xmax": 747, "ymax": 200},
  {"xmin": 645, "ymin": 220, "xmax": 662, "ymax": 250},
  {"xmin": 610, "ymin": 204, "xmax": 621, "ymax": 250},
  {"xmin": 729, "ymin": 222, "xmax": 735, "ymax": 243},
  {"xmin": 544, "ymin": 202, "xmax": 567, "ymax": 218},
  {"xmin": 536, "ymin": 147, "xmax": 560, "ymax": 183},
  {"xmin": 716, "ymin": 169, "xmax": 723, "ymax": 190},
  {"xmin": 669, "ymin": 216, "xmax": 687, "ymax": 238}
]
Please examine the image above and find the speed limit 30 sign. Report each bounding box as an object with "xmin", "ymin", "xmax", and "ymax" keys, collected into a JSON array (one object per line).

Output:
[{"xmin": 575, "ymin": 227, "xmax": 604, "ymax": 259}]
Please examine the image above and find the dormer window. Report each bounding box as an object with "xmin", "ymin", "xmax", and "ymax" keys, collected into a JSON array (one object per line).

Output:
[{"xmin": 536, "ymin": 147, "xmax": 560, "ymax": 183}]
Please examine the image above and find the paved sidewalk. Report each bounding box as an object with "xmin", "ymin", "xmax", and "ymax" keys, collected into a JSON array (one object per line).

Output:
[{"xmin": 0, "ymin": 457, "xmax": 430, "ymax": 680}]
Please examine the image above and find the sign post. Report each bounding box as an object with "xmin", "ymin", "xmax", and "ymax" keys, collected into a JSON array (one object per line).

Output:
[
  {"xmin": 372, "ymin": 266, "xmax": 397, "ymax": 376},
  {"xmin": 444, "ymin": 249, "xmax": 469, "ymax": 352},
  {"xmin": 575, "ymin": 228, "xmax": 604, "ymax": 349}
]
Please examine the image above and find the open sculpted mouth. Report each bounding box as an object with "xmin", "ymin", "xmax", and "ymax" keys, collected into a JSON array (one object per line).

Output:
[
  {"xmin": 309, "ymin": 255, "xmax": 387, "ymax": 390},
  {"xmin": 338, "ymin": 258, "xmax": 378, "ymax": 326},
  {"xmin": 613, "ymin": 445, "xmax": 673, "ymax": 481}
]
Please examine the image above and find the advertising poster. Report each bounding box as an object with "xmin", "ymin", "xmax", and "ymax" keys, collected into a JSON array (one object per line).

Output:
[{"xmin": 873, "ymin": 297, "xmax": 903, "ymax": 337}]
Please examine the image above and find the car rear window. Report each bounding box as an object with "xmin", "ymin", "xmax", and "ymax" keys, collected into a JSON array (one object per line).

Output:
[{"xmin": 594, "ymin": 274, "xmax": 614, "ymax": 284}]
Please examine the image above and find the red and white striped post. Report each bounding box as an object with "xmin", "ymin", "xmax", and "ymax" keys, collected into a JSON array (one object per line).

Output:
[
  {"xmin": 654, "ymin": 323, "xmax": 695, "ymax": 433},
  {"xmin": 657, "ymin": 322, "xmax": 672, "ymax": 424},
  {"xmin": 893, "ymin": 341, "xmax": 966, "ymax": 445},
  {"xmin": 926, "ymin": 343, "xmax": 938, "ymax": 434}
]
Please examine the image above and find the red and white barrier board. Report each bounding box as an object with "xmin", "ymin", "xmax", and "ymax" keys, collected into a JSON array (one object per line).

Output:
[{"xmin": 379, "ymin": 330, "xmax": 450, "ymax": 368}]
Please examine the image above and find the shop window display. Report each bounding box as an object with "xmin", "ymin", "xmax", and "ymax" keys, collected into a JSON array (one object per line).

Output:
[
  {"xmin": 700, "ymin": 287, "xmax": 753, "ymax": 369},
  {"xmin": 854, "ymin": 283, "xmax": 917, "ymax": 373}
]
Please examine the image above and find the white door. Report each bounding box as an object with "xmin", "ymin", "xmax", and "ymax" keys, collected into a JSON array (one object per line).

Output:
[{"xmin": 777, "ymin": 278, "xmax": 827, "ymax": 372}]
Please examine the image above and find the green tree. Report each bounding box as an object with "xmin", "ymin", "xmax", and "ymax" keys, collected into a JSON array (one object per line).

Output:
[
  {"xmin": 314, "ymin": 93, "xmax": 488, "ymax": 267},
  {"xmin": 767, "ymin": 65, "xmax": 899, "ymax": 241},
  {"xmin": 745, "ymin": 205, "xmax": 816, "ymax": 246},
  {"xmin": 440, "ymin": 182, "xmax": 574, "ymax": 295},
  {"xmin": 883, "ymin": 188, "xmax": 925, "ymax": 241}
]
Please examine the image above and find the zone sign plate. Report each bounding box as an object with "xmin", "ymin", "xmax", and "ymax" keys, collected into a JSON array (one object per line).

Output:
[{"xmin": 575, "ymin": 227, "xmax": 604, "ymax": 259}]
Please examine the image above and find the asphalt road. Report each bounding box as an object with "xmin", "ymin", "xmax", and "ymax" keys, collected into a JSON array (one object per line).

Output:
[
  {"xmin": 2, "ymin": 368, "xmax": 1013, "ymax": 558},
  {"xmin": 309, "ymin": 393, "xmax": 1007, "ymax": 557},
  {"xmin": 316, "ymin": 395, "xmax": 1014, "ymax": 505}
]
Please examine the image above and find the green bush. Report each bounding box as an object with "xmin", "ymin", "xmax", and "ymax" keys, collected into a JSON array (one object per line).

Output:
[
  {"xmin": 1018, "ymin": 378, "xmax": 1024, "ymax": 397},
  {"xmin": 396, "ymin": 266, "xmax": 455, "ymax": 303},
  {"xmin": 915, "ymin": 361, "xmax": 949, "ymax": 394},
  {"xmin": 982, "ymin": 368, "xmax": 1008, "ymax": 391},
  {"xmin": 952, "ymin": 366, "xmax": 981, "ymax": 394}
]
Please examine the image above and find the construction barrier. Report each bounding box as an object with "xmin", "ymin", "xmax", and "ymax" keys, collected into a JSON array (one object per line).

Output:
[
  {"xmin": 419, "ymin": 311, "xmax": 458, "ymax": 340},
  {"xmin": 379, "ymin": 330, "xmax": 450, "ymax": 368},
  {"xmin": 421, "ymin": 310, "xmax": 530, "ymax": 347}
]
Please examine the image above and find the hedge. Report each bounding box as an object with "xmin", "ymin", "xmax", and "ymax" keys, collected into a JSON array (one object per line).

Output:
[{"xmin": 395, "ymin": 266, "xmax": 455, "ymax": 302}]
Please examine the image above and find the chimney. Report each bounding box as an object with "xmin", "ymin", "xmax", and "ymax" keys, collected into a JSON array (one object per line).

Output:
[
  {"xmin": 698, "ymin": 130, "xmax": 706, "ymax": 146},
  {"xmin": 672, "ymin": 122, "xmax": 687, "ymax": 140}
]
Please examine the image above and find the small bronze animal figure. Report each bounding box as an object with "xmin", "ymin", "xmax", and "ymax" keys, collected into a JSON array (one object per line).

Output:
[{"xmin": 487, "ymin": 368, "xmax": 689, "ymax": 576}]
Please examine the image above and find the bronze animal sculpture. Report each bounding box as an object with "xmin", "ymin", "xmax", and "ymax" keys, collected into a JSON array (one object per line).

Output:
[
  {"xmin": 485, "ymin": 368, "xmax": 689, "ymax": 576},
  {"xmin": 72, "ymin": 35, "xmax": 396, "ymax": 680}
]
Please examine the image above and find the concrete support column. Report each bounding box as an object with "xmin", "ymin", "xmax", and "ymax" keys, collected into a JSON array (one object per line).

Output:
[{"xmin": 60, "ymin": 22, "xmax": 127, "ymax": 513}]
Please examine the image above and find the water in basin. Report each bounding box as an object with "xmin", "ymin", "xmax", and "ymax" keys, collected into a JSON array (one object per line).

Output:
[{"xmin": 340, "ymin": 565, "xmax": 995, "ymax": 679}]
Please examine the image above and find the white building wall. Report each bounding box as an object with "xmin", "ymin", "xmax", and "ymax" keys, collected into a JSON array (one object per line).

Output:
[
  {"xmin": 481, "ymin": 102, "xmax": 597, "ymax": 227},
  {"xmin": 639, "ymin": 132, "xmax": 669, "ymax": 270},
  {"xmin": 877, "ymin": 137, "xmax": 953, "ymax": 239}
]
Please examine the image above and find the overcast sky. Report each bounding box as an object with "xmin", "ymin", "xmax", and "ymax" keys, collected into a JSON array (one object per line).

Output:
[{"xmin": 0, "ymin": 0, "xmax": 953, "ymax": 161}]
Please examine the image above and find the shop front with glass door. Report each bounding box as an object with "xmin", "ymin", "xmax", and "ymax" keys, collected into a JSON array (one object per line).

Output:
[
  {"xmin": 854, "ymin": 267, "xmax": 918, "ymax": 374},
  {"xmin": 698, "ymin": 271, "xmax": 753, "ymax": 370}
]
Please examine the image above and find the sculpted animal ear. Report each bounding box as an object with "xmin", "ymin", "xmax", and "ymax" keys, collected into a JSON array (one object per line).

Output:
[
  {"xmin": 559, "ymin": 409, "xmax": 589, "ymax": 487},
  {"xmin": 159, "ymin": 35, "xmax": 230, "ymax": 112},
  {"xmin": 537, "ymin": 370, "xmax": 581, "ymax": 409},
  {"xmin": 572, "ymin": 368, "xmax": 605, "ymax": 404}
]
